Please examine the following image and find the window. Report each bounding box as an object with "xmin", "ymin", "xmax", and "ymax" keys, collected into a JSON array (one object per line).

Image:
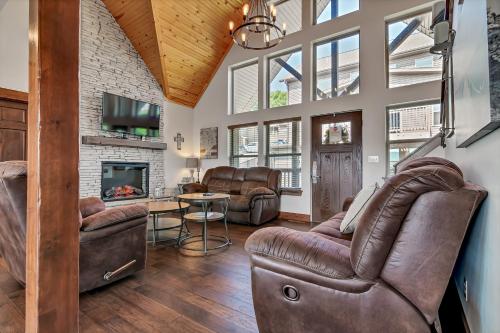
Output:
[
  {"xmin": 231, "ymin": 61, "xmax": 258, "ymax": 114},
  {"xmin": 265, "ymin": 118, "xmax": 302, "ymax": 188},
  {"xmin": 387, "ymin": 11, "xmax": 443, "ymax": 88},
  {"xmin": 268, "ymin": 0, "xmax": 302, "ymax": 35},
  {"xmin": 315, "ymin": 0, "xmax": 359, "ymax": 25},
  {"xmin": 415, "ymin": 56, "xmax": 434, "ymax": 68},
  {"xmin": 313, "ymin": 33, "xmax": 360, "ymax": 100},
  {"xmin": 387, "ymin": 102, "xmax": 441, "ymax": 174},
  {"xmin": 432, "ymin": 104, "xmax": 441, "ymax": 126},
  {"xmin": 268, "ymin": 48, "xmax": 302, "ymax": 108},
  {"xmin": 229, "ymin": 124, "xmax": 259, "ymax": 168}
]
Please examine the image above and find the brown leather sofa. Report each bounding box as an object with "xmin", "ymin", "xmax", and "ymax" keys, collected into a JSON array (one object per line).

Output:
[
  {"xmin": 0, "ymin": 161, "xmax": 149, "ymax": 292},
  {"xmin": 182, "ymin": 166, "xmax": 281, "ymax": 225},
  {"xmin": 245, "ymin": 157, "xmax": 487, "ymax": 333}
]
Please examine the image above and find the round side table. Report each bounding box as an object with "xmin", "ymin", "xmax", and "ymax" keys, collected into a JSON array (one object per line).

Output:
[
  {"xmin": 177, "ymin": 193, "xmax": 231, "ymax": 256},
  {"xmin": 146, "ymin": 201, "xmax": 190, "ymax": 246}
]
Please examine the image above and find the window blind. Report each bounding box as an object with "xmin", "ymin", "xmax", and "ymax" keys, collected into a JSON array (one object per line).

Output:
[
  {"xmin": 265, "ymin": 118, "xmax": 302, "ymax": 188},
  {"xmin": 229, "ymin": 124, "xmax": 259, "ymax": 168}
]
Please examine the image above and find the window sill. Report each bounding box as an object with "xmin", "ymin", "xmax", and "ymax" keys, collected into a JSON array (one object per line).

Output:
[{"xmin": 281, "ymin": 188, "xmax": 303, "ymax": 196}]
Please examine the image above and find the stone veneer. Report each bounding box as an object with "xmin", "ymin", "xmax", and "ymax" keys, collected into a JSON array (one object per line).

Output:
[{"xmin": 79, "ymin": 0, "xmax": 165, "ymax": 198}]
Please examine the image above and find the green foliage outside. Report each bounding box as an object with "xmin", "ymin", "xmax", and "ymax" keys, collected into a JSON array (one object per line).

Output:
[{"xmin": 270, "ymin": 91, "xmax": 288, "ymax": 108}]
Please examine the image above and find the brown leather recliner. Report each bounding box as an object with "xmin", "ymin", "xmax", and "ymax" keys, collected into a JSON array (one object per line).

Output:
[
  {"xmin": 0, "ymin": 161, "xmax": 149, "ymax": 292},
  {"xmin": 245, "ymin": 158, "xmax": 487, "ymax": 333},
  {"xmin": 182, "ymin": 166, "xmax": 281, "ymax": 225}
]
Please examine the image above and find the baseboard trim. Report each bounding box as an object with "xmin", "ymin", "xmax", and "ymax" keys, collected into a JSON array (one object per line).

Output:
[{"xmin": 278, "ymin": 211, "xmax": 310, "ymax": 223}]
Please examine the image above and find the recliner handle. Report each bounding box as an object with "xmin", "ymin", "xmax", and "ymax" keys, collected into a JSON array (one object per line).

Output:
[{"xmin": 103, "ymin": 259, "xmax": 137, "ymax": 281}]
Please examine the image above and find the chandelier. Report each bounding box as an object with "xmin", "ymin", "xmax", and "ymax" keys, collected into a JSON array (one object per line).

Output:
[{"xmin": 229, "ymin": 0, "xmax": 286, "ymax": 50}]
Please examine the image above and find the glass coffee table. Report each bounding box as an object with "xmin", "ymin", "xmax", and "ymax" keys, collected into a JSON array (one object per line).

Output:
[
  {"xmin": 146, "ymin": 201, "xmax": 190, "ymax": 246},
  {"xmin": 177, "ymin": 193, "xmax": 231, "ymax": 256}
]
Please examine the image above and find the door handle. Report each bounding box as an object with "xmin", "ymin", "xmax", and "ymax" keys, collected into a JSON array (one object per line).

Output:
[{"xmin": 311, "ymin": 175, "xmax": 321, "ymax": 184}]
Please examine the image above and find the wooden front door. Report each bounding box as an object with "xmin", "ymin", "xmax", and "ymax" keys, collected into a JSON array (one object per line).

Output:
[
  {"xmin": 0, "ymin": 98, "xmax": 28, "ymax": 161},
  {"xmin": 311, "ymin": 111, "xmax": 362, "ymax": 222}
]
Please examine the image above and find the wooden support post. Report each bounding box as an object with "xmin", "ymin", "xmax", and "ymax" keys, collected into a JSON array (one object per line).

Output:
[{"xmin": 26, "ymin": 0, "xmax": 80, "ymax": 332}]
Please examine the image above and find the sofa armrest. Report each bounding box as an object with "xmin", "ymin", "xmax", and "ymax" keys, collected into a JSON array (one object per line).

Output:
[
  {"xmin": 182, "ymin": 183, "xmax": 207, "ymax": 194},
  {"xmin": 81, "ymin": 204, "xmax": 149, "ymax": 232},
  {"xmin": 246, "ymin": 187, "xmax": 276, "ymax": 200},
  {"xmin": 245, "ymin": 227, "xmax": 354, "ymax": 279},
  {"xmin": 80, "ymin": 197, "xmax": 106, "ymax": 218}
]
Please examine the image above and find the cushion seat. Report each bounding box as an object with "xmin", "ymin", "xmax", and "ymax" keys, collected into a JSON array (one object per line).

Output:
[
  {"xmin": 311, "ymin": 211, "xmax": 353, "ymax": 246},
  {"xmin": 228, "ymin": 195, "xmax": 251, "ymax": 212}
]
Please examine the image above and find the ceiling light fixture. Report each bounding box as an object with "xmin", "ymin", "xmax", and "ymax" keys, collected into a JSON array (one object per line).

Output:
[{"xmin": 229, "ymin": 0, "xmax": 286, "ymax": 50}]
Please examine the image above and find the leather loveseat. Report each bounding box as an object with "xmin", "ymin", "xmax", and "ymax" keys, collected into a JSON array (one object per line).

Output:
[
  {"xmin": 245, "ymin": 157, "xmax": 487, "ymax": 333},
  {"xmin": 0, "ymin": 161, "xmax": 149, "ymax": 292},
  {"xmin": 182, "ymin": 166, "xmax": 281, "ymax": 225}
]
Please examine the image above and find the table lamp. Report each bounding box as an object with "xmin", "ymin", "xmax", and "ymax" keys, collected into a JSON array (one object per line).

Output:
[{"xmin": 186, "ymin": 157, "xmax": 200, "ymax": 183}]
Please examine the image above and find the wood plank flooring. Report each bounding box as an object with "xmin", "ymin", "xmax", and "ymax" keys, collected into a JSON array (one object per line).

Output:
[{"xmin": 0, "ymin": 219, "xmax": 312, "ymax": 333}]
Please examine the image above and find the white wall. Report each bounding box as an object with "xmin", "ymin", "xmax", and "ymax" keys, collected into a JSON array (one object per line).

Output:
[
  {"xmin": 0, "ymin": 0, "xmax": 28, "ymax": 92},
  {"xmin": 164, "ymin": 101, "xmax": 195, "ymax": 188},
  {"xmin": 192, "ymin": 0, "xmax": 442, "ymax": 216}
]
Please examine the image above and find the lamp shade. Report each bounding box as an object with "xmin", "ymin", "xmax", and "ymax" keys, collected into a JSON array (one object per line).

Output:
[{"xmin": 186, "ymin": 157, "xmax": 199, "ymax": 169}]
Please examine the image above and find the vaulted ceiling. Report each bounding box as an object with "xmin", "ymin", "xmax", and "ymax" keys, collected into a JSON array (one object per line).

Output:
[{"xmin": 102, "ymin": 0, "xmax": 243, "ymax": 108}]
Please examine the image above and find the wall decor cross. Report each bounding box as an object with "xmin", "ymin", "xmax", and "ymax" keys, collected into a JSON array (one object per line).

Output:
[{"xmin": 174, "ymin": 132, "xmax": 184, "ymax": 150}]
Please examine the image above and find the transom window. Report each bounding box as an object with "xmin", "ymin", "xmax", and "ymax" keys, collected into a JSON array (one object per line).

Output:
[
  {"xmin": 231, "ymin": 61, "xmax": 258, "ymax": 114},
  {"xmin": 386, "ymin": 11, "xmax": 443, "ymax": 88},
  {"xmin": 265, "ymin": 118, "xmax": 302, "ymax": 188},
  {"xmin": 268, "ymin": 48, "xmax": 302, "ymax": 108},
  {"xmin": 229, "ymin": 124, "xmax": 259, "ymax": 168},
  {"xmin": 314, "ymin": 0, "xmax": 359, "ymax": 25},
  {"xmin": 387, "ymin": 102, "xmax": 441, "ymax": 174},
  {"xmin": 313, "ymin": 32, "xmax": 360, "ymax": 100}
]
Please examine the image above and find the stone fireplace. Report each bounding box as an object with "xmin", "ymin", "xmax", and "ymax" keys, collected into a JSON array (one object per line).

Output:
[{"xmin": 101, "ymin": 162, "xmax": 149, "ymax": 202}]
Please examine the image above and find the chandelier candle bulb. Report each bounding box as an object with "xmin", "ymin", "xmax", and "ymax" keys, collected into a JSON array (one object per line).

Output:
[
  {"xmin": 243, "ymin": 3, "xmax": 249, "ymax": 18},
  {"xmin": 229, "ymin": 21, "xmax": 234, "ymax": 34},
  {"xmin": 282, "ymin": 22, "xmax": 287, "ymax": 35}
]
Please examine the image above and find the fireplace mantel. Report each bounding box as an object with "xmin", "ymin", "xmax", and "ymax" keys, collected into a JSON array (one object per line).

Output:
[{"xmin": 82, "ymin": 135, "xmax": 167, "ymax": 150}]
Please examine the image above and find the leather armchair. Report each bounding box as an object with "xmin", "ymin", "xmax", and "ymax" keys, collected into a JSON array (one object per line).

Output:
[
  {"xmin": 245, "ymin": 158, "xmax": 487, "ymax": 333},
  {"xmin": 0, "ymin": 161, "xmax": 149, "ymax": 293},
  {"xmin": 182, "ymin": 166, "xmax": 281, "ymax": 225}
]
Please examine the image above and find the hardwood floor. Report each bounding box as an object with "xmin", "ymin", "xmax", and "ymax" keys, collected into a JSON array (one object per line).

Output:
[{"xmin": 0, "ymin": 219, "xmax": 312, "ymax": 333}]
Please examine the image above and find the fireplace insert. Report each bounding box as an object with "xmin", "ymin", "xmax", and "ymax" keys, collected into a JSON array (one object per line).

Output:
[{"xmin": 101, "ymin": 162, "xmax": 149, "ymax": 201}]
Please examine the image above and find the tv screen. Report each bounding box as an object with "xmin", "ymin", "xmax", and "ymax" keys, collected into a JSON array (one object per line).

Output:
[{"xmin": 101, "ymin": 92, "xmax": 161, "ymax": 137}]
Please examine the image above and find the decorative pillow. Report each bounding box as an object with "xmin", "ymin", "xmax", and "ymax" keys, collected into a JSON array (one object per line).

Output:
[{"xmin": 340, "ymin": 183, "xmax": 379, "ymax": 234}]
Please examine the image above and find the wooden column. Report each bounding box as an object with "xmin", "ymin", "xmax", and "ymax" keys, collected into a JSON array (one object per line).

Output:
[{"xmin": 26, "ymin": 0, "xmax": 80, "ymax": 332}]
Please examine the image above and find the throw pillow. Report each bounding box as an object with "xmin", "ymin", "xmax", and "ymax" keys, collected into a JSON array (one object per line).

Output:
[{"xmin": 340, "ymin": 183, "xmax": 379, "ymax": 234}]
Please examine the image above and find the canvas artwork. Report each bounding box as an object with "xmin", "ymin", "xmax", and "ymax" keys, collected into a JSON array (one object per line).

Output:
[
  {"xmin": 200, "ymin": 127, "xmax": 218, "ymax": 159},
  {"xmin": 454, "ymin": 0, "xmax": 500, "ymax": 147}
]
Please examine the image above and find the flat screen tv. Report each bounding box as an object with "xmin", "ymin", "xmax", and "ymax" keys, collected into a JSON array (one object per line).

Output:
[{"xmin": 101, "ymin": 92, "xmax": 161, "ymax": 137}]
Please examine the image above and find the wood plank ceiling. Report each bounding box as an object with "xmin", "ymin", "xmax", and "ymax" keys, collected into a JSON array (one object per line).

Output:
[{"xmin": 102, "ymin": 0, "xmax": 243, "ymax": 108}]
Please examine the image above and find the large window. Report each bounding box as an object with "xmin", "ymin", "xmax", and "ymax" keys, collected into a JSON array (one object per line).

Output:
[
  {"xmin": 313, "ymin": 33, "xmax": 360, "ymax": 100},
  {"xmin": 314, "ymin": 0, "xmax": 359, "ymax": 25},
  {"xmin": 229, "ymin": 124, "xmax": 259, "ymax": 168},
  {"xmin": 268, "ymin": 48, "xmax": 302, "ymax": 108},
  {"xmin": 387, "ymin": 102, "xmax": 441, "ymax": 174},
  {"xmin": 268, "ymin": 0, "xmax": 302, "ymax": 35},
  {"xmin": 387, "ymin": 11, "xmax": 443, "ymax": 88},
  {"xmin": 231, "ymin": 61, "xmax": 258, "ymax": 114},
  {"xmin": 265, "ymin": 118, "xmax": 302, "ymax": 188}
]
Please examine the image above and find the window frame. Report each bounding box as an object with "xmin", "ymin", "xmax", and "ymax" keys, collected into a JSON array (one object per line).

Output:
[
  {"xmin": 385, "ymin": 100, "xmax": 441, "ymax": 175},
  {"xmin": 266, "ymin": 47, "xmax": 303, "ymax": 109},
  {"xmin": 264, "ymin": 117, "xmax": 302, "ymax": 189},
  {"xmin": 312, "ymin": 31, "xmax": 360, "ymax": 102},
  {"xmin": 230, "ymin": 60, "xmax": 259, "ymax": 115},
  {"xmin": 228, "ymin": 122, "xmax": 260, "ymax": 168}
]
